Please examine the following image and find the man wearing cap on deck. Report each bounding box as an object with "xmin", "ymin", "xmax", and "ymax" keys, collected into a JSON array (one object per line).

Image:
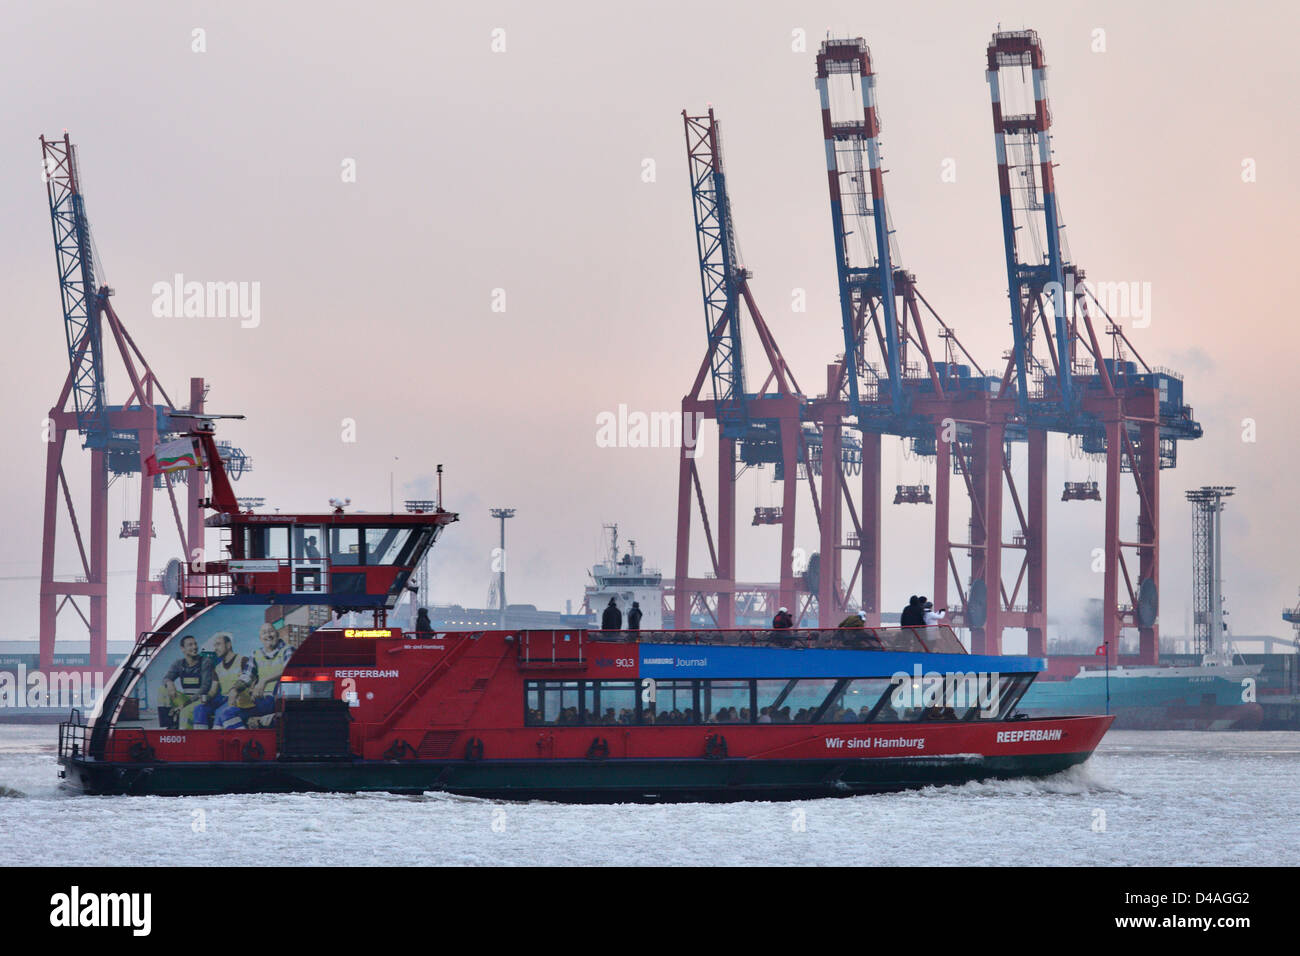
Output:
[
  {"xmin": 923, "ymin": 599, "xmax": 947, "ymax": 626},
  {"xmin": 772, "ymin": 607, "xmax": 793, "ymax": 629}
]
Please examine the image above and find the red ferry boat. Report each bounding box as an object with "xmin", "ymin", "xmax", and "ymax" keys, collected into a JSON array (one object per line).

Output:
[{"xmin": 58, "ymin": 429, "xmax": 1113, "ymax": 801}]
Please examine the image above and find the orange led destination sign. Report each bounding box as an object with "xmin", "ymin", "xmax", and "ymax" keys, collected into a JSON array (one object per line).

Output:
[{"xmin": 343, "ymin": 628, "xmax": 401, "ymax": 639}]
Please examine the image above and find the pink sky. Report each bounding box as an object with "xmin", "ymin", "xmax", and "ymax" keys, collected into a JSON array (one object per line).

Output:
[{"xmin": 0, "ymin": 0, "xmax": 1296, "ymax": 646}]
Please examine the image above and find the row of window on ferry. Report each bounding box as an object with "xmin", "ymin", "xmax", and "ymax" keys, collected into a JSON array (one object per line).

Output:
[
  {"xmin": 241, "ymin": 526, "xmax": 431, "ymax": 566},
  {"xmin": 524, "ymin": 676, "xmax": 1033, "ymax": 727}
]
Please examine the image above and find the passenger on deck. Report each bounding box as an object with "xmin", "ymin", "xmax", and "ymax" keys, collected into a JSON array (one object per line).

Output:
[
  {"xmin": 900, "ymin": 595, "xmax": 925, "ymax": 626},
  {"xmin": 414, "ymin": 607, "xmax": 433, "ymax": 634},
  {"xmin": 627, "ymin": 601, "xmax": 643, "ymax": 631},
  {"xmin": 758, "ymin": 707, "xmax": 773, "ymax": 724},
  {"xmin": 923, "ymin": 600, "xmax": 947, "ymax": 626},
  {"xmin": 772, "ymin": 607, "xmax": 794, "ymax": 629},
  {"xmin": 601, "ymin": 598, "xmax": 622, "ymax": 631},
  {"xmin": 838, "ymin": 612, "xmax": 865, "ymax": 629}
]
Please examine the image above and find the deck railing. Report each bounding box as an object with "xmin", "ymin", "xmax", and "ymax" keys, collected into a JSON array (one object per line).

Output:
[{"xmin": 590, "ymin": 625, "xmax": 967, "ymax": 655}]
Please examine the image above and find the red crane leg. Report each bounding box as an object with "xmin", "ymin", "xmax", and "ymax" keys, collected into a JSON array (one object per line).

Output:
[
  {"xmin": 819, "ymin": 374, "xmax": 842, "ymax": 625},
  {"xmin": 673, "ymin": 407, "xmax": 694, "ymax": 629},
  {"xmin": 1026, "ymin": 428, "xmax": 1048, "ymax": 657},
  {"xmin": 971, "ymin": 423, "xmax": 1004, "ymax": 654},
  {"xmin": 89, "ymin": 449, "xmax": 108, "ymax": 671},
  {"xmin": 38, "ymin": 424, "xmax": 66, "ymax": 672},
  {"xmin": 933, "ymin": 423, "xmax": 951, "ymax": 617},
  {"xmin": 1138, "ymin": 418, "xmax": 1160, "ymax": 664},
  {"xmin": 1102, "ymin": 420, "xmax": 1122, "ymax": 660},
  {"xmin": 135, "ymin": 392, "xmax": 157, "ymax": 645},
  {"xmin": 860, "ymin": 433, "xmax": 881, "ymax": 626},
  {"xmin": 717, "ymin": 435, "xmax": 736, "ymax": 629},
  {"xmin": 778, "ymin": 419, "xmax": 799, "ymax": 614},
  {"xmin": 186, "ymin": 378, "xmax": 206, "ymax": 585}
]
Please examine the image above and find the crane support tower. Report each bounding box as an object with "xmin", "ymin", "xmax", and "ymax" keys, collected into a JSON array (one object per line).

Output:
[
  {"xmin": 812, "ymin": 38, "xmax": 1001, "ymax": 630},
  {"xmin": 37, "ymin": 134, "xmax": 249, "ymax": 671},
  {"xmin": 673, "ymin": 109, "xmax": 853, "ymax": 627},
  {"xmin": 983, "ymin": 32, "xmax": 1201, "ymax": 662}
]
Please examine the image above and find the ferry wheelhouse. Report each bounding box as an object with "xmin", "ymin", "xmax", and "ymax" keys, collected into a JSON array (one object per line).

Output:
[{"xmin": 58, "ymin": 431, "xmax": 1112, "ymax": 800}]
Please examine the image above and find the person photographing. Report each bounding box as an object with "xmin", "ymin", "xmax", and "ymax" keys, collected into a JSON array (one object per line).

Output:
[{"xmin": 921, "ymin": 598, "xmax": 946, "ymax": 626}]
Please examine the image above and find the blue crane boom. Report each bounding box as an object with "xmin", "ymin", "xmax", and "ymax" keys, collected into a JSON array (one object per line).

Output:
[
  {"xmin": 682, "ymin": 110, "xmax": 748, "ymax": 438},
  {"xmin": 986, "ymin": 32, "xmax": 1075, "ymax": 420},
  {"xmin": 41, "ymin": 133, "xmax": 109, "ymax": 445},
  {"xmin": 814, "ymin": 39, "xmax": 904, "ymax": 420}
]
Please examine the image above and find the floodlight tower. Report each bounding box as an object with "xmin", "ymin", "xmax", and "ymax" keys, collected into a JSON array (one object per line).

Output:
[
  {"xmin": 1186, "ymin": 486, "xmax": 1234, "ymax": 658},
  {"xmin": 489, "ymin": 508, "xmax": 516, "ymax": 626}
]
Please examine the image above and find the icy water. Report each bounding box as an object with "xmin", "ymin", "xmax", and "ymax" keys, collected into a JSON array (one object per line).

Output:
[{"xmin": 0, "ymin": 725, "xmax": 1296, "ymax": 866}]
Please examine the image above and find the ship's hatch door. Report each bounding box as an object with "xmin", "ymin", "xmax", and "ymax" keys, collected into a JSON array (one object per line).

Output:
[{"xmin": 278, "ymin": 698, "xmax": 352, "ymax": 761}]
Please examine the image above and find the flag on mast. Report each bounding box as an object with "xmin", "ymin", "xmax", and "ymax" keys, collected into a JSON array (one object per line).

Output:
[{"xmin": 145, "ymin": 438, "xmax": 201, "ymax": 476}]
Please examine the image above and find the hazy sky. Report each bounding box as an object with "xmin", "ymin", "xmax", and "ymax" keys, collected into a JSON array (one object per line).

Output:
[{"xmin": 1, "ymin": 0, "xmax": 1297, "ymax": 647}]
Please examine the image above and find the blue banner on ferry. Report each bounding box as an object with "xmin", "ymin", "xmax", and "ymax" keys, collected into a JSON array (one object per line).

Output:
[{"xmin": 637, "ymin": 644, "xmax": 1045, "ymax": 680}]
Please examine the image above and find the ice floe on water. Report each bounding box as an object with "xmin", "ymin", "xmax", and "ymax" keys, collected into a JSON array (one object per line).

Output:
[{"xmin": 0, "ymin": 726, "xmax": 1295, "ymax": 866}]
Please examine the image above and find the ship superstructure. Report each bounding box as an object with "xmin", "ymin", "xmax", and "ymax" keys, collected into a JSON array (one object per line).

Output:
[{"xmin": 584, "ymin": 524, "xmax": 664, "ymax": 629}]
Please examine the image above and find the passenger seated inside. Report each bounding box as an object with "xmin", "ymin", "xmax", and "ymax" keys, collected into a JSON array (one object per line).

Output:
[{"xmin": 921, "ymin": 705, "xmax": 958, "ymax": 721}]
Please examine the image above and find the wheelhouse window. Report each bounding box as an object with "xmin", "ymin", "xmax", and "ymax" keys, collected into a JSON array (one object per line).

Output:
[
  {"xmin": 292, "ymin": 526, "xmax": 325, "ymax": 561},
  {"xmin": 330, "ymin": 528, "xmax": 362, "ymax": 566},
  {"xmin": 364, "ymin": 527, "xmax": 415, "ymax": 566},
  {"xmin": 395, "ymin": 528, "xmax": 432, "ymax": 567},
  {"xmin": 246, "ymin": 526, "xmax": 289, "ymax": 560}
]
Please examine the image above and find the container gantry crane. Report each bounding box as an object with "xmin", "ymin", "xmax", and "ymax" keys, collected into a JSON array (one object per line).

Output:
[
  {"xmin": 673, "ymin": 109, "xmax": 858, "ymax": 626},
  {"xmin": 811, "ymin": 38, "xmax": 1003, "ymax": 629},
  {"xmin": 983, "ymin": 31, "xmax": 1201, "ymax": 662},
  {"xmin": 37, "ymin": 134, "xmax": 249, "ymax": 670}
]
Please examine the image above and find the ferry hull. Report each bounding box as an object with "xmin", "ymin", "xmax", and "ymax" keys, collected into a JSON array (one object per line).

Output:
[
  {"xmin": 59, "ymin": 625, "xmax": 1113, "ymax": 802},
  {"xmin": 61, "ymin": 750, "xmax": 1096, "ymax": 801}
]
